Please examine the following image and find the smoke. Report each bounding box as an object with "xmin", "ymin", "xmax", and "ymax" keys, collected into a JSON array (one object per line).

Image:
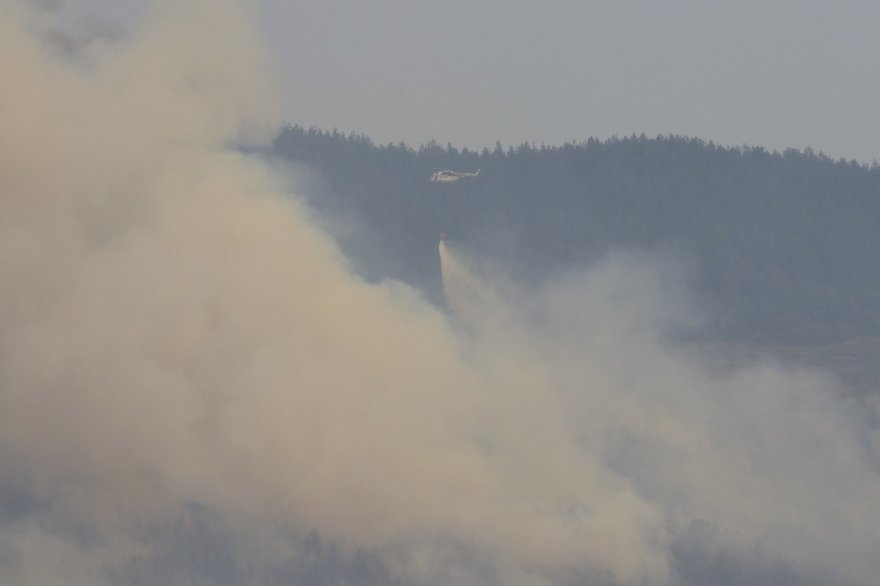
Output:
[
  {"xmin": 1, "ymin": 1, "xmax": 879, "ymax": 584},
  {"xmin": 439, "ymin": 243, "xmax": 880, "ymax": 585}
]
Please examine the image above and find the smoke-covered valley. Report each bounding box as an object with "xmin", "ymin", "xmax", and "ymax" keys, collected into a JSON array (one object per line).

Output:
[{"xmin": 1, "ymin": 1, "xmax": 879, "ymax": 585}]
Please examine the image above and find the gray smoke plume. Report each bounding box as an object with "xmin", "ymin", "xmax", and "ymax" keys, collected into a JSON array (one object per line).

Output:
[{"xmin": 1, "ymin": 1, "xmax": 878, "ymax": 585}]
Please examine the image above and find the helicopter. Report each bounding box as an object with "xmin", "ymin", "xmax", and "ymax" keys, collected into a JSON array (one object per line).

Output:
[{"xmin": 430, "ymin": 169, "xmax": 480, "ymax": 183}]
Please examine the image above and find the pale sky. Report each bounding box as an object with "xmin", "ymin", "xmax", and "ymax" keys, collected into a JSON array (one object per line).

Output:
[{"xmin": 57, "ymin": 0, "xmax": 880, "ymax": 162}]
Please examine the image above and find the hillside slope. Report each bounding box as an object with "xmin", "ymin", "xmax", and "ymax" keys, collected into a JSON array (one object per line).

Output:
[{"xmin": 272, "ymin": 125, "xmax": 880, "ymax": 344}]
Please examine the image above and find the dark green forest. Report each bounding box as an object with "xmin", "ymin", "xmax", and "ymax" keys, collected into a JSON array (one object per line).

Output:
[{"xmin": 272, "ymin": 124, "xmax": 880, "ymax": 344}]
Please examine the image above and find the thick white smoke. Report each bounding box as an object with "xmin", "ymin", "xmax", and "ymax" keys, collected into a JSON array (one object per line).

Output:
[
  {"xmin": 1, "ymin": 1, "xmax": 879, "ymax": 585},
  {"xmin": 440, "ymin": 242, "xmax": 880, "ymax": 584}
]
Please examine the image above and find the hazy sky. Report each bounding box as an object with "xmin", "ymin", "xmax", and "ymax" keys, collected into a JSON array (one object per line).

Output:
[{"xmin": 58, "ymin": 1, "xmax": 880, "ymax": 161}]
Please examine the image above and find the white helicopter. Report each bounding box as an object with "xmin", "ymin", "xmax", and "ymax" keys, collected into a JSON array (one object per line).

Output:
[{"xmin": 430, "ymin": 169, "xmax": 480, "ymax": 183}]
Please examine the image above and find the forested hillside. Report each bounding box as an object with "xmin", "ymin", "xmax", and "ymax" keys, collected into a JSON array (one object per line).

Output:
[{"xmin": 272, "ymin": 125, "xmax": 880, "ymax": 343}]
